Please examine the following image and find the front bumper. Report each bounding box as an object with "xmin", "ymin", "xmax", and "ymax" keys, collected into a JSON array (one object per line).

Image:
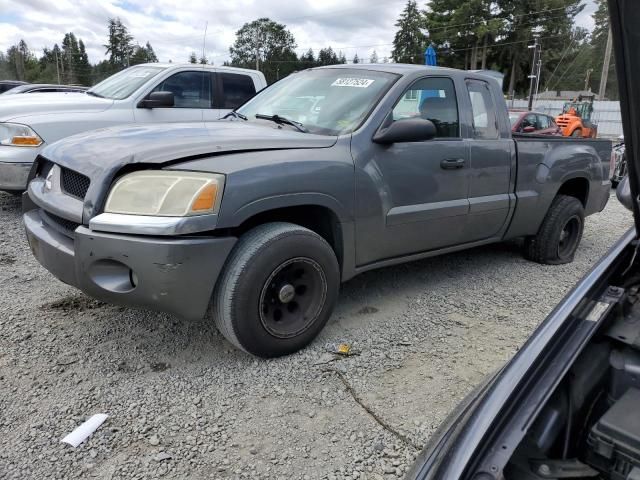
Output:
[
  {"xmin": 24, "ymin": 208, "xmax": 237, "ymax": 320},
  {"xmin": 0, "ymin": 146, "xmax": 40, "ymax": 191}
]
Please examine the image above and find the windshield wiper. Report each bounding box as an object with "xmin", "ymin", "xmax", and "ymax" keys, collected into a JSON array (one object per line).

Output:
[
  {"xmin": 222, "ymin": 110, "xmax": 248, "ymax": 121},
  {"xmin": 255, "ymin": 114, "xmax": 308, "ymax": 133},
  {"xmin": 86, "ymin": 91, "xmax": 105, "ymax": 98}
]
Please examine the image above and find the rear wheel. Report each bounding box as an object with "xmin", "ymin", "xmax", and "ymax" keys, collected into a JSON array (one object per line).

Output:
[
  {"xmin": 524, "ymin": 195, "xmax": 585, "ymax": 265},
  {"xmin": 211, "ymin": 222, "xmax": 340, "ymax": 358}
]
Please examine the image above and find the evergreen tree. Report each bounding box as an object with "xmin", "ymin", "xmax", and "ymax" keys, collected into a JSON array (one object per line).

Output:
[
  {"xmin": 391, "ymin": 0, "xmax": 426, "ymax": 63},
  {"xmin": 76, "ymin": 39, "xmax": 92, "ymax": 85},
  {"xmin": 199, "ymin": 56, "xmax": 208, "ymax": 64},
  {"xmin": 189, "ymin": 52, "xmax": 197, "ymax": 63},
  {"xmin": 299, "ymin": 48, "xmax": 316, "ymax": 68},
  {"xmin": 352, "ymin": 53, "xmax": 360, "ymax": 64},
  {"xmin": 338, "ymin": 51, "xmax": 347, "ymax": 64},
  {"xmin": 317, "ymin": 47, "xmax": 339, "ymax": 66},
  {"xmin": 496, "ymin": 0, "xmax": 584, "ymax": 96},
  {"xmin": 145, "ymin": 42, "xmax": 158, "ymax": 62},
  {"xmin": 369, "ymin": 50, "xmax": 379, "ymax": 63},
  {"xmin": 104, "ymin": 18, "xmax": 133, "ymax": 69}
]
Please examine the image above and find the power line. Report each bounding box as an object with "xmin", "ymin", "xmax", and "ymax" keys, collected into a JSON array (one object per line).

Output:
[{"xmin": 548, "ymin": 43, "xmax": 590, "ymax": 92}]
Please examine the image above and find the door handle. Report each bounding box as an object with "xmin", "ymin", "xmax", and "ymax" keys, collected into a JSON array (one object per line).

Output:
[{"xmin": 440, "ymin": 158, "xmax": 466, "ymax": 169}]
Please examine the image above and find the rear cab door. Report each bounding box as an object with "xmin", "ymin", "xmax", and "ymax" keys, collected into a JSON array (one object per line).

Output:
[
  {"xmin": 205, "ymin": 70, "xmax": 261, "ymax": 121},
  {"xmin": 462, "ymin": 77, "xmax": 515, "ymax": 242}
]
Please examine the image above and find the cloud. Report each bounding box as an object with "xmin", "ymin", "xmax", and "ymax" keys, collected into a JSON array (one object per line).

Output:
[
  {"xmin": 0, "ymin": 0, "xmax": 597, "ymax": 67},
  {"xmin": 0, "ymin": 0, "xmax": 404, "ymax": 65}
]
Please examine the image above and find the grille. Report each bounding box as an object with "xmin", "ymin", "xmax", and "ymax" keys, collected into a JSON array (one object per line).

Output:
[
  {"xmin": 41, "ymin": 210, "xmax": 80, "ymax": 235},
  {"xmin": 61, "ymin": 168, "xmax": 90, "ymax": 199}
]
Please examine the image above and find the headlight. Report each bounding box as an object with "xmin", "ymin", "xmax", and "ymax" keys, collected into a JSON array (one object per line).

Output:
[
  {"xmin": 0, "ymin": 122, "xmax": 44, "ymax": 147},
  {"xmin": 104, "ymin": 171, "xmax": 225, "ymax": 216}
]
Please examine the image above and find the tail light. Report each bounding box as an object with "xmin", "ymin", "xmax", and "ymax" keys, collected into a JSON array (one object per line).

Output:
[{"xmin": 610, "ymin": 149, "xmax": 616, "ymax": 179}]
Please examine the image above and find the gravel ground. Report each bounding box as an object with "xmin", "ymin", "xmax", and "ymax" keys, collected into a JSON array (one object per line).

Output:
[{"xmin": 0, "ymin": 190, "xmax": 633, "ymax": 480}]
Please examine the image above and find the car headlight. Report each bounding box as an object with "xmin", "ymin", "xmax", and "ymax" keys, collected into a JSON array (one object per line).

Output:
[
  {"xmin": 104, "ymin": 171, "xmax": 225, "ymax": 216},
  {"xmin": 0, "ymin": 122, "xmax": 44, "ymax": 147}
]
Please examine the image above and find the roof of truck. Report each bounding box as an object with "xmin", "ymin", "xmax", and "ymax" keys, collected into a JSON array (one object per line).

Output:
[{"xmin": 315, "ymin": 63, "xmax": 458, "ymax": 75}]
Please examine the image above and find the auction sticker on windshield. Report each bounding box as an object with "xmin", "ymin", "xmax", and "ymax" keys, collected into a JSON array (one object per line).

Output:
[{"xmin": 331, "ymin": 78, "xmax": 375, "ymax": 88}]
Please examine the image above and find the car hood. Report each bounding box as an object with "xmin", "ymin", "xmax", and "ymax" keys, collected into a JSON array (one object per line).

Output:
[
  {"xmin": 40, "ymin": 120, "xmax": 338, "ymax": 219},
  {"xmin": 0, "ymin": 92, "xmax": 113, "ymax": 121},
  {"xmin": 611, "ymin": 0, "xmax": 640, "ymax": 231}
]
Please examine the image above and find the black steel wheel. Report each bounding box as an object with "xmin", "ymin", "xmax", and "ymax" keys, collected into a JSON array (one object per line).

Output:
[
  {"xmin": 259, "ymin": 257, "xmax": 327, "ymax": 339},
  {"xmin": 211, "ymin": 222, "xmax": 340, "ymax": 358},
  {"xmin": 524, "ymin": 195, "xmax": 585, "ymax": 265}
]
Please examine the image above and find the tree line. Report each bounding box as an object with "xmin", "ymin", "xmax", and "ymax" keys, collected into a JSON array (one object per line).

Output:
[
  {"xmin": 0, "ymin": 1, "xmax": 618, "ymax": 99},
  {"xmin": 0, "ymin": 18, "xmax": 157, "ymax": 85},
  {"xmin": 392, "ymin": 0, "xmax": 617, "ymax": 98}
]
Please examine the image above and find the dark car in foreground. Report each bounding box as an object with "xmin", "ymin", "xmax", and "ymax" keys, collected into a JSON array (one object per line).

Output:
[
  {"xmin": 407, "ymin": 1, "xmax": 640, "ymax": 479},
  {"xmin": 509, "ymin": 109, "xmax": 563, "ymax": 135},
  {"xmin": 0, "ymin": 80, "xmax": 28, "ymax": 94},
  {"xmin": 23, "ymin": 64, "xmax": 612, "ymax": 358},
  {"xmin": 1, "ymin": 83, "xmax": 88, "ymax": 95}
]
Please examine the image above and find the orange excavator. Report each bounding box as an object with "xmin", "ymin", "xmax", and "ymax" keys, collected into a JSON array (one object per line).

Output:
[{"xmin": 555, "ymin": 94, "xmax": 598, "ymax": 138}]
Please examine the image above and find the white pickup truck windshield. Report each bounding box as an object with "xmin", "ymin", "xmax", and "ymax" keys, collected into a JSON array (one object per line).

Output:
[
  {"xmin": 237, "ymin": 68, "xmax": 398, "ymax": 135},
  {"xmin": 87, "ymin": 65, "xmax": 165, "ymax": 100}
]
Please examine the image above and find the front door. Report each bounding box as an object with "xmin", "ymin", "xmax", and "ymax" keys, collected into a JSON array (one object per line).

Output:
[
  {"xmin": 355, "ymin": 76, "xmax": 470, "ymax": 265},
  {"xmin": 134, "ymin": 70, "xmax": 211, "ymax": 123}
]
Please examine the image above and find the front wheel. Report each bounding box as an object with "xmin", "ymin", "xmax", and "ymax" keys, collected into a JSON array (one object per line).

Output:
[
  {"xmin": 211, "ymin": 222, "xmax": 340, "ymax": 358},
  {"xmin": 524, "ymin": 195, "xmax": 585, "ymax": 265}
]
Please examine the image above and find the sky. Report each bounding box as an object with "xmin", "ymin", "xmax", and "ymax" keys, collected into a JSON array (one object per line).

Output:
[{"xmin": 0, "ymin": 0, "xmax": 598, "ymax": 66}]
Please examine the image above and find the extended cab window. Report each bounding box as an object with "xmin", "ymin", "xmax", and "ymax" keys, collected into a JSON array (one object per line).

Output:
[
  {"xmin": 466, "ymin": 80, "xmax": 499, "ymax": 139},
  {"xmin": 218, "ymin": 73, "xmax": 256, "ymax": 109},
  {"xmin": 392, "ymin": 77, "xmax": 459, "ymax": 138},
  {"xmin": 152, "ymin": 71, "xmax": 211, "ymax": 108}
]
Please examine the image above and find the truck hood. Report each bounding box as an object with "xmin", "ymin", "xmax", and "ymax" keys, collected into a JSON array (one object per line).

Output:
[
  {"xmin": 41, "ymin": 121, "xmax": 338, "ymax": 219},
  {"xmin": 0, "ymin": 92, "xmax": 113, "ymax": 121}
]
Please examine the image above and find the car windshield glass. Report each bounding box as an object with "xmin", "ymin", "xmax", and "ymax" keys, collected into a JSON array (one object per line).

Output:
[
  {"xmin": 237, "ymin": 68, "xmax": 398, "ymax": 135},
  {"xmin": 87, "ymin": 65, "xmax": 165, "ymax": 100},
  {"xmin": 508, "ymin": 113, "xmax": 521, "ymax": 127}
]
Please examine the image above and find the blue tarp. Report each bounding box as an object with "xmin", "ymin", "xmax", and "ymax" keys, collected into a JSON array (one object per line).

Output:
[{"xmin": 425, "ymin": 45, "xmax": 437, "ymax": 66}]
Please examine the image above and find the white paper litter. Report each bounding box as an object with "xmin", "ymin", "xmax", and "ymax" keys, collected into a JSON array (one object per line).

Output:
[{"xmin": 61, "ymin": 414, "xmax": 109, "ymax": 447}]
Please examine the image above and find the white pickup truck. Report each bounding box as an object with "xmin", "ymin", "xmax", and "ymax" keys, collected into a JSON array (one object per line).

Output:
[{"xmin": 0, "ymin": 63, "xmax": 267, "ymax": 192}]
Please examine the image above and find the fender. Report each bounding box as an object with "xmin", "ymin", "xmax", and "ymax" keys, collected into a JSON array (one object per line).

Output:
[{"xmin": 219, "ymin": 192, "xmax": 352, "ymax": 228}]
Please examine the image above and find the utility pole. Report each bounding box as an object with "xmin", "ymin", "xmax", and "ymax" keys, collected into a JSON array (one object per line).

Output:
[
  {"xmin": 527, "ymin": 36, "xmax": 541, "ymax": 111},
  {"xmin": 202, "ymin": 21, "xmax": 208, "ymax": 64},
  {"xmin": 598, "ymin": 26, "xmax": 613, "ymax": 100},
  {"xmin": 54, "ymin": 49, "xmax": 61, "ymax": 84},
  {"xmin": 584, "ymin": 68, "xmax": 593, "ymax": 91}
]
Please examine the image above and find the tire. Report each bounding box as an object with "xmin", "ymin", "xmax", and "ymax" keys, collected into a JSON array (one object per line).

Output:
[
  {"xmin": 571, "ymin": 129, "xmax": 582, "ymax": 137},
  {"xmin": 524, "ymin": 195, "xmax": 585, "ymax": 265},
  {"xmin": 211, "ymin": 222, "xmax": 340, "ymax": 358}
]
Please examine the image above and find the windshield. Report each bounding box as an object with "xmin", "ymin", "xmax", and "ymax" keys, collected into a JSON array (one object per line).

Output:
[
  {"xmin": 237, "ymin": 68, "xmax": 398, "ymax": 135},
  {"xmin": 508, "ymin": 113, "xmax": 521, "ymax": 127},
  {"xmin": 87, "ymin": 65, "xmax": 165, "ymax": 100}
]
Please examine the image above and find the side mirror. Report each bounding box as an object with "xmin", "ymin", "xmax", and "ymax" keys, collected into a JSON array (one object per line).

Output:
[
  {"xmin": 522, "ymin": 126, "xmax": 536, "ymax": 133},
  {"xmin": 616, "ymin": 176, "xmax": 634, "ymax": 211},
  {"xmin": 373, "ymin": 118, "xmax": 437, "ymax": 144},
  {"xmin": 138, "ymin": 91, "xmax": 174, "ymax": 109}
]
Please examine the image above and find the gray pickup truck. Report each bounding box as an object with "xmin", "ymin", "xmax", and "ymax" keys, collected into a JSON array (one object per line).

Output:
[{"xmin": 23, "ymin": 64, "xmax": 612, "ymax": 357}]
